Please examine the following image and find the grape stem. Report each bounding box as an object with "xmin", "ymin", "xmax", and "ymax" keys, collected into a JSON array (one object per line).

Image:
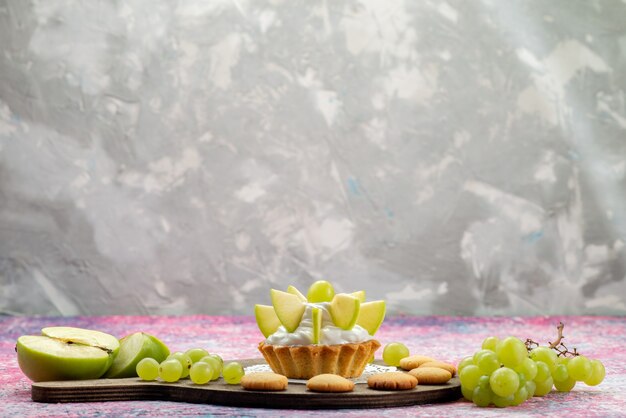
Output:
[
  {"xmin": 548, "ymin": 322, "xmax": 565, "ymax": 349},
  {"xmin": 525, "ymin": 322, "xmax": 580, "ymax": 357}
]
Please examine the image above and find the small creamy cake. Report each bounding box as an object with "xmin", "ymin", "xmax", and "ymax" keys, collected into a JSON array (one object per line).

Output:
[{"xmin": 255, "ymin": 281, "xmax": 385, "ymax": 379}]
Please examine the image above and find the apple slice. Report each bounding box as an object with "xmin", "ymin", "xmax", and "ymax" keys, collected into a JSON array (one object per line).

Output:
[
  {"xmin": 287, "ymin": 285, "xmax": 307, "ymax": 302},
  {"xmin": 329, "ymin": 293, "xmax": 361, "ymax": 330},
  {"xmin": 355, "ymin": 300, "xmax": 386, "ymax": 335},
  {"xmin": 104, "ymin": 332, "xmax": 170, "ymax": 378},
  {"xmin": 17, "ymin": 327, "xmax": 120, "ymax": 382},
  {"xmin": 312, "ymin": 307, "xmax": 322, "ymax": 344},
  {"xmin": 350, "ymin": 290, "xmax": 366, "ymax": 303},
  {"xmin": 255, "ymin": 304, "xmax": 282, "ymax": 337},
  {"xmin": 270, "ymin": 289, "xmax": 306, "ymax": 333}
]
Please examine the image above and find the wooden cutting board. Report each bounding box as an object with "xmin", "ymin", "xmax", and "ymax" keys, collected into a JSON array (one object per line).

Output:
[{"xmin": 32, "ymin": 359, "xmax": 461, "ymax": 409}]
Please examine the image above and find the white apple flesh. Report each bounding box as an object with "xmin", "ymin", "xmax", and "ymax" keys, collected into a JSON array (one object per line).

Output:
[{"xmin": 41, "ymin": 326, "xmax": 120, "ymax": 351}]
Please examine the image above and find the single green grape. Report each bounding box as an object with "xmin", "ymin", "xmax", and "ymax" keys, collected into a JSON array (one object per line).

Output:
[
  {"xmin": 489, "ymin": 367, "xmax": 519, "ymax": 397},
  {"xmin": 457, "ymin": 356, "xmax": 474, "ymax": 374},
  {"xmin": 167, "ymin": 352, "xmax": 193, "ymax": 378},
  {"xmin": 189, "ymin": 361, "xmax": 214, "ymax": 384},
  {"xmin": 306, "ymin": 280, "xmax": 335, "ymax": 303},
  {"xmin": 472, "ymin": 386, "xmax": 493, "ymax": 407},
  {"xmin": 382, "ymin": 342, "xmax": 410, "ymax": 367},
  {"xmin": 515, "ymin": 358, "xmax": 538, "ymax": 381},
  {"xmin": 477, "ymin": 375, "xmax": 490, "ymax": 389},
  {"xmin": 584, "ymin": 359, "xmax": 605, "ymax": 386},
  {"xmin": 185, "ymin": 348, "xmax": 209, "ymax": 364},
  {"xmin": 552, "ymin": 364, "xmax": 569, "ymax": 382},
  {"xmin": 481, "ymin": 336, "xmax": 499, "ymax": 352},
  {"xmin": 472, "ymin": 349, "xmax": 494, "ymax": 365},
  {"xmin": 223, "ymin": 362, "xmax": 245, "ymax": 384},
  {"xmin": 199, "ymin": 356, "xmax": 222, "ymax": 380},
  {"xmin": 461, "ymin": 385, "xmax": 474, "ymax": 401},
  {"xmin": 530, "ymin": 347, "xmax": 557, "ymax": 371},
  {"xmin": 517, "ymin": 372, "xmax": 526, "ymax": 388},
  {"xmin": 477, "ymin": 351, "xmax": 500, "ymax": 375},
  {"xmin": 533, "ymin": 376, "xmax": 553, "ymax": 397},
  {"xmin": 159, "ymin": 359, "xmax": 183, "ymax": 383},
  {"xmin": 459, "ymin": 365, "xmax": 483, "ymax": 390},
  {"xmin": 512, "ymin": 386, "xmax": 528, "ymax": 406},
  {"xmin": 567, "ymin": 356, "xmax": 592, "ymax": 381},
  {"xmin": 492, "ymin": 394, "xmax": 513, "ymax": 408},
  {"xmin": 534, "ymin": 361, "xmax": 550, "ymax": 382},
  {"xmin": 208, "ymin": 353, "xmax": 224, "ymax": 367},
  {"xmin": 525, "ymin": 380, "xmax": 536, "ymax": 397},
  {"xmin": 495, "ymin": 337, "xmax": 527, "ymax": 368},
  {"xmin": 554, "ymin": 376, "xmax": 576, "ymax": 392},
  {"xmin": 136, "ymin": 358, "xmax": 159, "ymax": 381},
  {"xmin": 557, "ymin": 356, "xmax": 570, "ymax": 366}
]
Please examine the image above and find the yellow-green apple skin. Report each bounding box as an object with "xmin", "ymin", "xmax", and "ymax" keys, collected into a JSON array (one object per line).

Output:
[
  {"xmin": 17, "ymin": 335, "xmax": 116, "ymax": 382},
  {"xmin": 104, "ymin": 332, "xmax": 170, "ymax": 378}
]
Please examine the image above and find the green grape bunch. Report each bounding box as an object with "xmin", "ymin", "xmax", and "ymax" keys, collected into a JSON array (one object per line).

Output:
[{"xmin": 458, "ymin": 322, "xmax": 606, "ymax": 408}]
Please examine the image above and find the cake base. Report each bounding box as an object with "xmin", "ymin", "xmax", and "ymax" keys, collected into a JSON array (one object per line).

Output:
[{"xmin": 258, "ymin": 340, "xmax": 381, "ymax": 379}]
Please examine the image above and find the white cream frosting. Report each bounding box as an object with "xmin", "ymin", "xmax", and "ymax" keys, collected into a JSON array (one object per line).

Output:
[{"xmin": 264, "ymin": 302, "xmax": 373, "ymax": 346}]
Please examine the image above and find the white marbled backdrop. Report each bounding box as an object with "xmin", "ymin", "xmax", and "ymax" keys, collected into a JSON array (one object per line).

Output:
[{"xmin": 0, "ymin": 0, "xmax": 625, "ymax": 316}]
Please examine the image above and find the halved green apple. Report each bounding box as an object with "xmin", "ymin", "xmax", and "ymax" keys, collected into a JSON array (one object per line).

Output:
[
  {"xmin": 255, "ymin": 304, "xmax": 282, "ymax": 337},
  {"xmin": 355, "ymin": 300, "xmax": 386, "ymax": 335},
  {"xmin": 17, "ymin": 327, "xmax": 120, "ymax": 382},
  {"xmin": 270, "ymin": 289, "xmax": 306, "ymax": 333},
  {"xmin": 104, "ymin": 332, "xmax": 170, "ymax": 378},
  {"xmin": 350, "ymin": 290, "xmax": 366, "ymax": 303},
  {"xmin": 312, "ymin": 307, "xmax": 322, "ymax": 344},
  {"xmin": 329, "ymin": 293, "xmax": 361, "ymax": 330},
  {"xmin": 286, "ymin": 285, "xmax": 307, "ymax": 302}
]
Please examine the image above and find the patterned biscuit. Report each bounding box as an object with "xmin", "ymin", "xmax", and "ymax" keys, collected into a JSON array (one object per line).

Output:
[
  {"xmin": 408, "ymin": 367, "xmax": 452, "ymax": 384},
  {"xmin": 240, "ymin": 372, "xmax": 288, "ymax": 391},
  {"xmin": 419, "ymin": 361, "xmax": 457, "ymax": 376},
  {"xmin": 306, "ymin": 374, "xmax": 355, "ymax": 393},
  {"xmin": 399, "ymin": 355, "xmax": 436, "ymax": 370},
  {"xmin": 367, "ymin": 372, "xmax": 418, "ymax": 391}
]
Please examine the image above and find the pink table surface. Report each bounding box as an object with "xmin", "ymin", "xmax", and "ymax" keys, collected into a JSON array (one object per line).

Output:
[{"xmin": 1, "ymin": 315, "xmax": 624, "ymax": 417}]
